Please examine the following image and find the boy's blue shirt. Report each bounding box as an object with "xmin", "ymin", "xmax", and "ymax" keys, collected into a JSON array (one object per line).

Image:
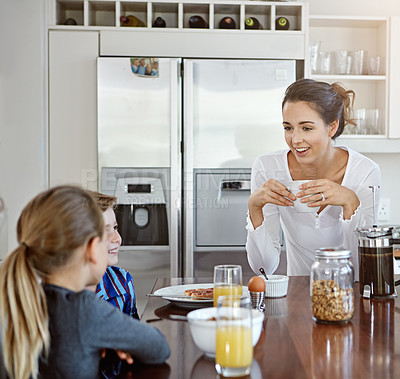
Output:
[{"xmin": 96, "ymin": 266, "xmax": 139, "ymax": 319}]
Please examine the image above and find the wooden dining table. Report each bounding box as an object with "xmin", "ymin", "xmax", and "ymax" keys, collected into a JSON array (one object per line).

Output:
[{"xmin": 119, "ymin": 276, "xmax": 400, "ymax": 379}]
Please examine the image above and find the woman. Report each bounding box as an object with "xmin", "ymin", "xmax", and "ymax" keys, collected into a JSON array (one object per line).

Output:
[
  {"xmin": 246, "ymin": 79, "xmax": 381, "ymax": 278},
  {"xmin": 0, "ymin": 186, "xmax": 169, "ymax": 379}
]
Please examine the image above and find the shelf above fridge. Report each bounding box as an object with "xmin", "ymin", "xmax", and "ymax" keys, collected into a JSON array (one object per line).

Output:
[{"xmin": 50, "ymin": 0, "xmax": 307, "ymax": 31}]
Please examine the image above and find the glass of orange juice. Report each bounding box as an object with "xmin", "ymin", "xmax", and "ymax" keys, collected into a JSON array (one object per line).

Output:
[
  {"xmin": 215, "ymin": 295, "xmax": 253, "ymax": 377},
  {"xmin": 213, "ymin": 265, "xmax": 243, "ymax": 307}
]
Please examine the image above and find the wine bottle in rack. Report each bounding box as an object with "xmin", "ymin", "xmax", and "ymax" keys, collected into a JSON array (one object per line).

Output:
[
  {"xmin": 245, "ymin": 17, "xmax": 262, "ymax": 30},
  {"xmin": 64, "ymin": 18, "xmax": 77, "ymax": 25},
  {"xmin": 153, "ymin": 17, "xmax": 166, "ymax": 27},
  {"xmin": 120, "ymin": 15, "xmax": 145, "ymax": 27},
  {"xmin": 276, "ymin": 17, "xmax": 290, "ymax": 30},
  {"xmin": 188, "ymin": 15, "xmax": 208, "ymax": 28},
  {"xmin": 219, "ymin": 16, "xmax": 236, "ymax": 29}
]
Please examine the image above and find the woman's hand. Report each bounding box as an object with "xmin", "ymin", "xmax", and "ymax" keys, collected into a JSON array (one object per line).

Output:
[
  {"xmin": 248, "ymin": 179, "xmax": 296, "ymax": 228},
  {"xmin": 296, "ymin": 179, "xmax": 360, "ymax": 219}
]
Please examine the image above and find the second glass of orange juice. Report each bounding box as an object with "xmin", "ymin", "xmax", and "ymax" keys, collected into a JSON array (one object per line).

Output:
[
  {"xmin": 215, "ymin": 295, "xmax": 253, "ymax": 377},
  {"xmin": 213, "ymin": 265, "xmax": 243, "ymax": 307}
]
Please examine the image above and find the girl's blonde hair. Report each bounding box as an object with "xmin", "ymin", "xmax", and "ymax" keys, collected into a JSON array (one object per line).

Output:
[{"xmin": 0, "ymin": 186, "xmax": 104, "ymax": 379}]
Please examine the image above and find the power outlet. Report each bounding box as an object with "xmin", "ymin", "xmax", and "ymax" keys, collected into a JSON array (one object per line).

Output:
[{"xmin": 378, "ymin": 198, "xmax": 390, "ymax": 222}]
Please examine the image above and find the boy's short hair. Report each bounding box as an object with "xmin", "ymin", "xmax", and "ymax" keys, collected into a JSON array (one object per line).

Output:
[{"xmin": 88, "ymin": 191, "xmax": 117, "ymax": 212}]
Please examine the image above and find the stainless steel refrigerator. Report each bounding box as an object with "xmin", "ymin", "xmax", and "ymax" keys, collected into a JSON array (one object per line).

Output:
[{"xmin": 97, "ymin": 57, "xmax": 295, "ymax": 312}]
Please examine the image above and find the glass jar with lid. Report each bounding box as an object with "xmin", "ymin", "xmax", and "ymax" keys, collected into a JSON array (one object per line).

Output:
[{"xmin": 310, "ymin": 247, "xmax": 354, "ymax": 323}]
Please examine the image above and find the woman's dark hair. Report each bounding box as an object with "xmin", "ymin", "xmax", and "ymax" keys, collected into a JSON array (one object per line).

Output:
[{"xmin": 282, "ymin": 79, "xmax": 356, "ymax": 140}]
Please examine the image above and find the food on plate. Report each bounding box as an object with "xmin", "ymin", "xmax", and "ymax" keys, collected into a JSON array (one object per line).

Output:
[
  {"xmin": 184, "ymin": 287, "xmax": 214, "ymax": 300},
  {"xmin": 248, "ymin": 276, "xmax": 266, "ymax": 293}
]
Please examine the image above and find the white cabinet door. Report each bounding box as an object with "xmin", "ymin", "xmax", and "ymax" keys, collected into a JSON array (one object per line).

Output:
[{"xmin": 49, "ymin": 31, "xmax": 99, "ymax": 189}]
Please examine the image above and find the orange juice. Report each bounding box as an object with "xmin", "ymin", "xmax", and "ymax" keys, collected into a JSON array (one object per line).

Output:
[
  {"xmin": 216, "ymin": 325, "xmax": 253, "ymax": 368},
  {"xmin": 213, "ymin": 284, "xmax": 243, "ymax": 307}
]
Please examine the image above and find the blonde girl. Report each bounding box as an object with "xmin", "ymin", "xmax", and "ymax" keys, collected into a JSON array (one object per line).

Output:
[{"xmin": 0, "ymin": 186, "xmax": 169, "ymax": 379}]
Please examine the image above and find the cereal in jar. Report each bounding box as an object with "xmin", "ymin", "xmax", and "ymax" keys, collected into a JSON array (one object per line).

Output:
[{"xmin": 310, "ymin": 248, "xmax": 354, "ymax": 323}]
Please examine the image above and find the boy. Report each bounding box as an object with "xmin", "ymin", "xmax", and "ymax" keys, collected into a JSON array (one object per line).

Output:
[{"xmin": 90, "ymin": 191, "xmax": 139, "ymax": 319}]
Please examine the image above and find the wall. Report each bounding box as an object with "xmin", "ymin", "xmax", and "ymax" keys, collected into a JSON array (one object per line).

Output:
[
  {"xmin": 366, "ymin": 153, "xmax": 400, "ymax": 224},
  {"xmin": 0, "ymin": 0, "xmax": 46, "ymax": 257},
  {"xmin": 1, "ymin": 0, "xmax": 400, "ymax": 255},
  {"xmin": 308, "ymin": 0, "xmax": 400, "ymax": 16}
]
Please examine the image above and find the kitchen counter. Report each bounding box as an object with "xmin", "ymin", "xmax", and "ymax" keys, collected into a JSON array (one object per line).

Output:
[{"xmin": 118, "ymin": 276, "xmax": 400, "ymax": 378}]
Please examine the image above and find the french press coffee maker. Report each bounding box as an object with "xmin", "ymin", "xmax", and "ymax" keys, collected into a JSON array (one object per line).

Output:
[{"xmin": 355, "ymin": 186, "xmax": 400, "ymax": 298}]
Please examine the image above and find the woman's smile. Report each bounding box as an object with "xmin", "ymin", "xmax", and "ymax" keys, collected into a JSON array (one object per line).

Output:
[{"xmin": 294, "ymin": 147, "xmax": 310, "ymax": 156}]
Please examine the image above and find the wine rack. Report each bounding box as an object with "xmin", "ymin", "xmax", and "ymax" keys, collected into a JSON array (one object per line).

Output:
[{"xmin": 50, "ymin": 0, "xmax": 305, "ymax": 31}]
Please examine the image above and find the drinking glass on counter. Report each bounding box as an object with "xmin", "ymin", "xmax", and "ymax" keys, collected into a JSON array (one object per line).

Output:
[
  {"xmin": 213, "ymin": 265, "xmax": 243, "ymax": 307},
  {"xmin": 215, "ymin": 296, "xmax": 253, "ymax": 377}
]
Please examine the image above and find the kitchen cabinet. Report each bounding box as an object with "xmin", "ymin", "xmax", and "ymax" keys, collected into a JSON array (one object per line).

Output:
[
  {"xmin": 309, "ymin": 15, "xmax": 400, "ymax": 152},
  {"xmin": 50, "ymin": 0, "xmax": 306, "ymax": 30},
  {"xmin": 48, "ymin": 0, "xmax": 308, "ymax": 60},
  {"xmin": 309, "ymin": 16, "xmax": 389, "ymax": 136},
  {"xmin": 49, "ymin": 31, "xmax": 99, "ymax": 188}
]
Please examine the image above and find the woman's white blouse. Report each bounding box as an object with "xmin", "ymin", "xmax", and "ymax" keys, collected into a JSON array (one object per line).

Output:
[{"xmin": 245, "ymin": 147, "xmax": 382, "ymax": 280}]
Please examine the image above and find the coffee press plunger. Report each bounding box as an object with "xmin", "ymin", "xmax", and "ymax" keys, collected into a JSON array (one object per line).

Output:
[{"xmin": 355, "ymin": 186, "xmax": 400, "ymax": 298}]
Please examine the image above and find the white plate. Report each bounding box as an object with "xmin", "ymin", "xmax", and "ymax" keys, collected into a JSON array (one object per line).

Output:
[
  {"xmin": 154, "ymin": 284, "xmax": 249, "ymax": 309},
  {"xmin": 154, "ymin": 283, "xmax": 214, "ymax": 309}
]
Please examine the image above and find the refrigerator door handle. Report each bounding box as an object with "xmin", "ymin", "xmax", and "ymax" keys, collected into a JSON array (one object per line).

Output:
[
  {"xmin": 221, "ymin": 180, "xmax": 251, "ymax": 191},
  {"xmin": 217, "ymin": 180, "xmax": 251, "ymax": 201},
  {"xmin": 183, "ymin": 60, "xmax": 195, "ymax": 277},
  {"xmin": 170, "ymin": 58, "xmax": 182, "ymax": 277}
]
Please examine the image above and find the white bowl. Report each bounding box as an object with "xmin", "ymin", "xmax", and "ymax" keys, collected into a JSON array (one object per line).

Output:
[
  {"xmin": 259, "ymin": 275, "xmax": 289, "ymax": 298},
  {"xmin": 187, "ymin": 307, "xmax": 264, "ymax": 358}
]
